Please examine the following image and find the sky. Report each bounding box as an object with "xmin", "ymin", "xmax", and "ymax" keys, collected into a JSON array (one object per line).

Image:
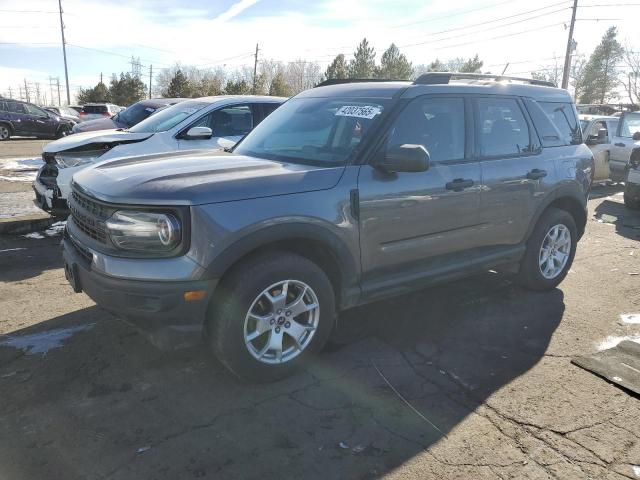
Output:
[{"xmin": 0, "ymin": 0, "xmax": 638, "ymax": 104}]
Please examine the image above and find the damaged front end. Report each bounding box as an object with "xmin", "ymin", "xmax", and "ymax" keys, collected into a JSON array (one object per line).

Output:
[{"xmin": 33, "ymin": 152, "xmax": 68, "ymax": 215}]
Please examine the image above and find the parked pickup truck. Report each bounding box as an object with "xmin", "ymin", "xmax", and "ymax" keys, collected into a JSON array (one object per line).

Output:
[{"xmin": 581, "ymin": 111, "xmax": 640, "ymax": 182}]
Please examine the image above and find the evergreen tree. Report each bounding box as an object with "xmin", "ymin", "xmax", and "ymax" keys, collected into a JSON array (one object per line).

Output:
[
  {"xmin": 459, "ymin": 54, "xmax": 483, "ymax": 73},
  {"xmin": 109, "ymin": 72, "xmax": 146, "ymax": 105},
  {"xmin": 165, "ymin": 69, "xmax": 192, "ymax": 97},
  {"xmin": 269, "ymin": 71, "xmax": 291, "ymax": 96},
  {"xmin": 376, "ymin": 44, "xmax": 413, "ymax": 80},
  {"xmin": 348, "ymin": 38, "xmax": 376, "ymax": 78},
  {"xmin": 579, "ymin": 26, "xmax": 624, "ymax": 104},
  {"xmin": 325, "ymin": 54, "xmax": 349, "ymax": 80},
  {"xmin": 224, "ymin": 79, "xmax": 251, "ymax": 95},
  {"xmin": 427, "ymin": 59, "xmax": 446, "ymax": 72},
  {"xmin": 76, "ymin": 81, "xmax": 111, "ymax": 104}
]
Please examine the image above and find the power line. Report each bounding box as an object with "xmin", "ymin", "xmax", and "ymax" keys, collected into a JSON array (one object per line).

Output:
[
  {"xmin": 392, "ymin": 0, "xmax": 517, "ymax": 28},
  {"xmin": 0, "ymin": 9, "xmax": 58, "ymax": 13},
  {"xmin": 401, "ymin": 6, "xmax": 570, "ymax": 48},
  {"xmin": 403, "ymin": 1, "xmax": 570, "ymax": 42}
]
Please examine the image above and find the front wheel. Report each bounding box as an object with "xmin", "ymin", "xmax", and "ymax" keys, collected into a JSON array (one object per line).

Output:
[
  {"xmin": 516, "ymin": 208, "xmax": 577, "ymax": 291},
  {"xmin": 55, "ymin": 125, "xmax": 71, "ymax": 138},
  {"xmin": 206, "ymin": 252, "xmax": 335, "ymax": 382}
]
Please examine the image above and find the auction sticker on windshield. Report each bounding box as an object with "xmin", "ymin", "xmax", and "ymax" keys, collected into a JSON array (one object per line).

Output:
[{"xmin": 335, "ymin": 105, "xmax": 382, "ymax": 119}]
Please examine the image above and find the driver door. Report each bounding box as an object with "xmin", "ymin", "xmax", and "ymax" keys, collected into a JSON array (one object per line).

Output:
[
  {"xmin": 177, "ymin": 104, "xmax": 254, "ymax": 151},
  {"xmin": 357, "ymin": 96, "xmax": 481, "ymax": 296}
]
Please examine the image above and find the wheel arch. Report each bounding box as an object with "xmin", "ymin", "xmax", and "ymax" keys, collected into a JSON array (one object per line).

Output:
[
  {"xmin": 205, "ymin": 223, "xmax": 360, "ymax": 310},
  {"xmin": 0, "ymin": 121, "xmax": 14, "ymax": 134},
  {"xmin": 527, "ymin": 186, "xmax": 588, "ymax": 240}
]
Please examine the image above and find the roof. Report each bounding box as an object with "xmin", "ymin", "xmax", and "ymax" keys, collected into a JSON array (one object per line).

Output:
[
  {"xmin": 188, "ymin": 95, "xmax": 288, "ymax": 104},
  {"xmin": 579, "ymin": 114, "xmax": 619, "ymax": 121},
  {"xmin": 298, "ymin": 76, "xmax": 572, "ymax": 103}
]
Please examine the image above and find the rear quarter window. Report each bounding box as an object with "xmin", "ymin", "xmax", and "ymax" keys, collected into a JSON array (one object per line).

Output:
[{"xmin": 539, "ymin": 101, "xmax": 582, "ymax": 146}]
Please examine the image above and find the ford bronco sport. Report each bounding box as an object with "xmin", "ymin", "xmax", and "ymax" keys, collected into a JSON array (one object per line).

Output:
[{"xmin": 62, "ymin": 73, "xmax": 593, "ymax": 381}]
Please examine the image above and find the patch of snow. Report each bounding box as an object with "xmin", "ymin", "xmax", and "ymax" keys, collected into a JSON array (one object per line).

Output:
[
  {"xmin": 0, "ymin": 172, "xmax": 37, "ymax": 182},
  {"xmin": 0, "ymin": 157, "xmax": 43, "ymax": 171},
  {"xmin": 620, "ymin": 314, "xmax": 640, "ymax": 324},
  {"xmin": 597, "ymin": 335, "xmax": 640, "ymax": 351},
  {"xmin": 45, "ymin": 220, "xmax": 66, "ymax": 236},
  {"xmin": 0, "ymin": 324, "xmax": 94, "ymax": 355},
  {"xmin": 633, "ymin": 465, "xmax": 640, "ymax": 477},
  {"xmin": 23, "ymin": 232, "xmax": 44, "ymax": 239},
  {"xmin": 0, "ymin": 191, "xmax": 43, "ymax": 218}
]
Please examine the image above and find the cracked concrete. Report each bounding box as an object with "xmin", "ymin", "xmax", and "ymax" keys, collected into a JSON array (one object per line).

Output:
[{"xmin": 1, "ymin": 184, "xmax": 639, "ymax": 479}]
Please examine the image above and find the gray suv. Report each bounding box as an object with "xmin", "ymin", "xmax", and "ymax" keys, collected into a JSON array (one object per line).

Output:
[{"xmin": 62, "ymin": 74, "xmax": 593, "ymax": 381}]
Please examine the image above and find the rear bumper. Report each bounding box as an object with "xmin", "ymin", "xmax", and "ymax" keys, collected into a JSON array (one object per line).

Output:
[{"xmin": 62, "ymin": 235, "xmax": 218, "ymax": 349}]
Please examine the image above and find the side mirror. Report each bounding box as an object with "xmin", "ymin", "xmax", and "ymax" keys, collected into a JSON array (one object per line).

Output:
[
  {"xmin": 378, "ymin": 144, "xmax": 430, "ymax": 173},
  {"xmin": 633, "ymin": 131, "xmax": 640, "ymax": 141},
  {"xmin": 183, "ymin": 126, "xmax": 213, "ymax": 140}
]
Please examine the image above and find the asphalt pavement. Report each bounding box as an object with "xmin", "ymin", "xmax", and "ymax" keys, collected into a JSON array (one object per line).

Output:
[{"xmin": 1, "ymin": 187, "xmax": 639, "ymax": 479}]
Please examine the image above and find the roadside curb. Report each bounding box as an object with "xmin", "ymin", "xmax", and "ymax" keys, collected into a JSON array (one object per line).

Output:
[{"xmin": 0, "ymin": 214, "xmax": 54, "ymax": 235}]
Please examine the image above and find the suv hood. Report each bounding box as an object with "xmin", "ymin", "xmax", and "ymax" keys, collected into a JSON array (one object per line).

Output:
[
  {"xmin": 43, "ymin": 129, "xmax": 153, "ymax": 153},
  {"xmin": 72, "ymin": 151, "xmax": 345, "ymax": 205}
]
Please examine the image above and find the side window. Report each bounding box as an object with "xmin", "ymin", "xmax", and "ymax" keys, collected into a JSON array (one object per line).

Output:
[
  {"xmin": 8, "ymin": 102, "xmax": 27, "ymax": 114},
  {"xmin": 524, "ymin": 98, "xmax": 563, "ymax": 148},
  {"xmin": 0, "ymin": 101, "xmax": 7, "ymax": 112},
  {"xmin": 589, "ymin": 121, "xmax": 608, "ymax": 138},
  {"xmin": 476, "ymin": 97, "xmax": 532, "ymax": 157},
  {"xmin": 25, "ymin": 104, "xmax": 47, "ymax": 116},
  {"xmin": 198, "ymin": 105, "xmax": 253, "ymax": 137},
  {"xmin": 619, "ymin": 113, "xmax": 640, "ymax": 138},
  {"xmin": 387, "ymin": 97, "xmax": 465, "ymax": 162},
  {"xmin": 607, "ymin": 120, "xmax": 619, "ymax": 137},
  {"xmin": 539, "ymin": 102, "xmax": 582, "ymax": 145}
]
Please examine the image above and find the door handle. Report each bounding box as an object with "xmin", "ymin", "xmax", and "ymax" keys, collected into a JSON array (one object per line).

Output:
[
  {"xmin": 526, "ymin": 169, "xmax": 547, "ymax": 180},
  {"xmin": 445, "ymin": 178, "xmax": 474, "ymax": 191},
  {"xmin": 614, "ymin": 143, "xmax": 626, "ymax": 147}
]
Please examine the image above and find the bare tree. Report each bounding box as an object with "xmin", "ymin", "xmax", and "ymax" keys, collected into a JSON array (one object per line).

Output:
[{"xmin": 622, "ymin": 47, "xmax": 640, "ymax": 105}]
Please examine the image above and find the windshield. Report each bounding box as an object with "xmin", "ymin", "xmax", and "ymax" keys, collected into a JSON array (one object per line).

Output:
[
  {"xmin": 130, "ymin": 100, "xmax": 209, "ymax": 133},
  {"xmin": 234, "ymin": 97, "xmax": 388, "ymax": 166},
  {"xmin": 118, "ymin": 103, "xmax": 161, "ymax": 127}
]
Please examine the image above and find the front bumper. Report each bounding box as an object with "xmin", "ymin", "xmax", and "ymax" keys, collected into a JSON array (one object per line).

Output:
[{"xmin": 62, "ymin": 233, "xmax": 218, "ymax": 349}]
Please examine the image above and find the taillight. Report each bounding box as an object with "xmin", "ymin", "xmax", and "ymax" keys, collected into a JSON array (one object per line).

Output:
[
  {"xmin": 79, "ymin": 112, "xmax": 86, "ymax": 116},
  {"xmin": 102, "ymin": 112, "xmax": 111, "ymax": 117}
]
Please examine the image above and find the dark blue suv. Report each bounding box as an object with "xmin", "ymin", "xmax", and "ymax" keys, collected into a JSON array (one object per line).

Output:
[{"xmin": 0, "ymin": 97, "xmax": 75, "ymax": 140}]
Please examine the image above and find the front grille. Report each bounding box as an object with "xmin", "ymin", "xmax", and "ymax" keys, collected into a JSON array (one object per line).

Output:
[
  {"xmin": 69, "ymin": 233, "xmax": 93, "ymax": 264},
  {"xmin": 69, "ymin": 189, "xmax": 109, "ymax": 243}
]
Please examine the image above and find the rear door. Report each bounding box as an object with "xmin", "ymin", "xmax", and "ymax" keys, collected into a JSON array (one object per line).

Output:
[
  {"xmin": 610, "ymin": 112, "xmax": 640, "ymax": 181},
  {"xmin": 585, "ymin": 119, "xmax": 611, "ymax": 181},
  {"xmin": 177, "ymin": 103, "xmax": 256, "ymax": 151},
  {"xmin": 358, "ymin": 95, "xmax": 482, "ymax": 293},
  {"xmin": 475, "ymin": 96, "xmax": 554, "ymax": 248}
]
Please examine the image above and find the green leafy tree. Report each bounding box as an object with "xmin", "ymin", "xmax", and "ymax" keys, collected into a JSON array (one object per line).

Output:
[
  {"xmin": 109, "ymin": 72, "xmax": 147, "ymax": 106},
  {"xmin": 269, "ymin": 71, "xmax": 291, "ymax": 96},
  {"xmin": 579, "ymin": 26, "xmax": 624, "ymax": 104},
  {"xmin": 376, "ymin": 44, "xmax": 413, "ymax": 80},
  {"xmin": 349, "ymin": 38, "xmax": 376, "ymax": 78},
  {"xmin": 164, "ymin": 69, "xmax": 192, "ymax": 97},
  {"xmin": 224, "ymin": 79, "xmax": 251, "ymax": 95},
  {"xmin": 325, "ymin": 54, "xmax": 349, "ymax": 80},
  {"xmin": 76, "ymin": 81, "xmax": 111, "ymax": 104}
]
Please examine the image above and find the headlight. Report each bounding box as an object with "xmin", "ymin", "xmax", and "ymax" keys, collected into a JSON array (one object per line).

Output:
[
  {"xmin": 105, "ymin": 211, "xmax": 181, "ymax": 252},
  {"xmin": 55, "ymin": 150, "xmax": 103, "ymax": 168}
]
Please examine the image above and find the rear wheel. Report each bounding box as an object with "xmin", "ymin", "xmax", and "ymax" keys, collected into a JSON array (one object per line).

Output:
[
  {"xmin": 206, "ymin": 252, "xmax": 335, "ymax": 382},
  {"xmin": 516, "ymin": 208, "xmax": 577, "ymax": 291},
  {"xmin": 0, "ymin": 124, "xmax": 11, "ymax": 141}
]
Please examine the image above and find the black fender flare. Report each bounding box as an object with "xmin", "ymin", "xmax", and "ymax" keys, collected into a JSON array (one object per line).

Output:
[{"xmin": 204, "ymin": 223, "xmax": 360, "ymax": 308}]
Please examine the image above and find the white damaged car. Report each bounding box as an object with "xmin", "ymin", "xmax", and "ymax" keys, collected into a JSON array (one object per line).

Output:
[{"xmin": 33, "ymin": 95, "xmax": 285, "ymax": 212}]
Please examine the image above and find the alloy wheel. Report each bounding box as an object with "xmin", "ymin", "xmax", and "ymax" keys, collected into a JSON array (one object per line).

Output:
[
  {"xmin": 243, "ymin": 279, "xmax": 320, "ymax": 365},
  {"xmin": 538, "ymin": 224, "xmax": 571, "ymax": 279},
  {"xmin": 0, "ymin": 126, "xmax": 9, "ymax": 140}
]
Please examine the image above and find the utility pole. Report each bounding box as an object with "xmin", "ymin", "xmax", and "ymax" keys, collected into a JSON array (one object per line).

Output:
[
  {"xmin": 100, "ymin": 72, "xmax": 103, "ymax": 84},
  {"xmin": 561, "ymin": 0, "xmax": 578, "ymax": 89},
  {"xmin": 58, "ymin": 0, "xmax": 71, "ymax": 105},
  {"xmin": 56, "ymin": 77, "xmax": 61, "ymax": 106},
  {"xmin": 35, "ymin": 82, "xmax": 41, "ymax": 105},
  {"xmin": 24, "ymin": 79, "xmax": 30, "ymax": 103},
  {"xmin": 49, "ymin": 77, "xmax": 55, "ymax": 106},
  {"xmin": 252, "ymin": 43, "xmax": 259, "ymax": 94},
  {"xmin": 148, "ymin": 65, "xmax": 153, "ymax": 99},
  {"xmin": 19, "ymin": 85, "xmax": 23, "ymax": 102},
  {"xmin": 8, "ymin": 86, "xmax": 12, "ymax": 99}
]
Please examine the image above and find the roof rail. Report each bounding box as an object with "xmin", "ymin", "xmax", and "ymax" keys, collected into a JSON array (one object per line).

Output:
[
  {"xmin": 413, "ymin": 72, "xmax": 555, "ymax": 88},
  {"xmin": 315, "ymin": 78, "xmax": 405, "ymax": 88}
]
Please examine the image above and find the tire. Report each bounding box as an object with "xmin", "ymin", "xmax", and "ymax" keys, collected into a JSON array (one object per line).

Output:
[
  {"xmin": 624, "ymin": 183, "xmax": 640, "ymax": 210},
  {"xmin": 516, "ymin": 208, "xmax": 577, "ymax": 291},
  {"xmin": 55, "ymin": 125, "xmax": 71, "ymax": 139},
  {"xmin": 206, "ymin": 252, "xmax": 336, "ymax": 382},
  {"xmin": 0, "ymin": 124, "xmax": 11, "ymax": 141}
]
